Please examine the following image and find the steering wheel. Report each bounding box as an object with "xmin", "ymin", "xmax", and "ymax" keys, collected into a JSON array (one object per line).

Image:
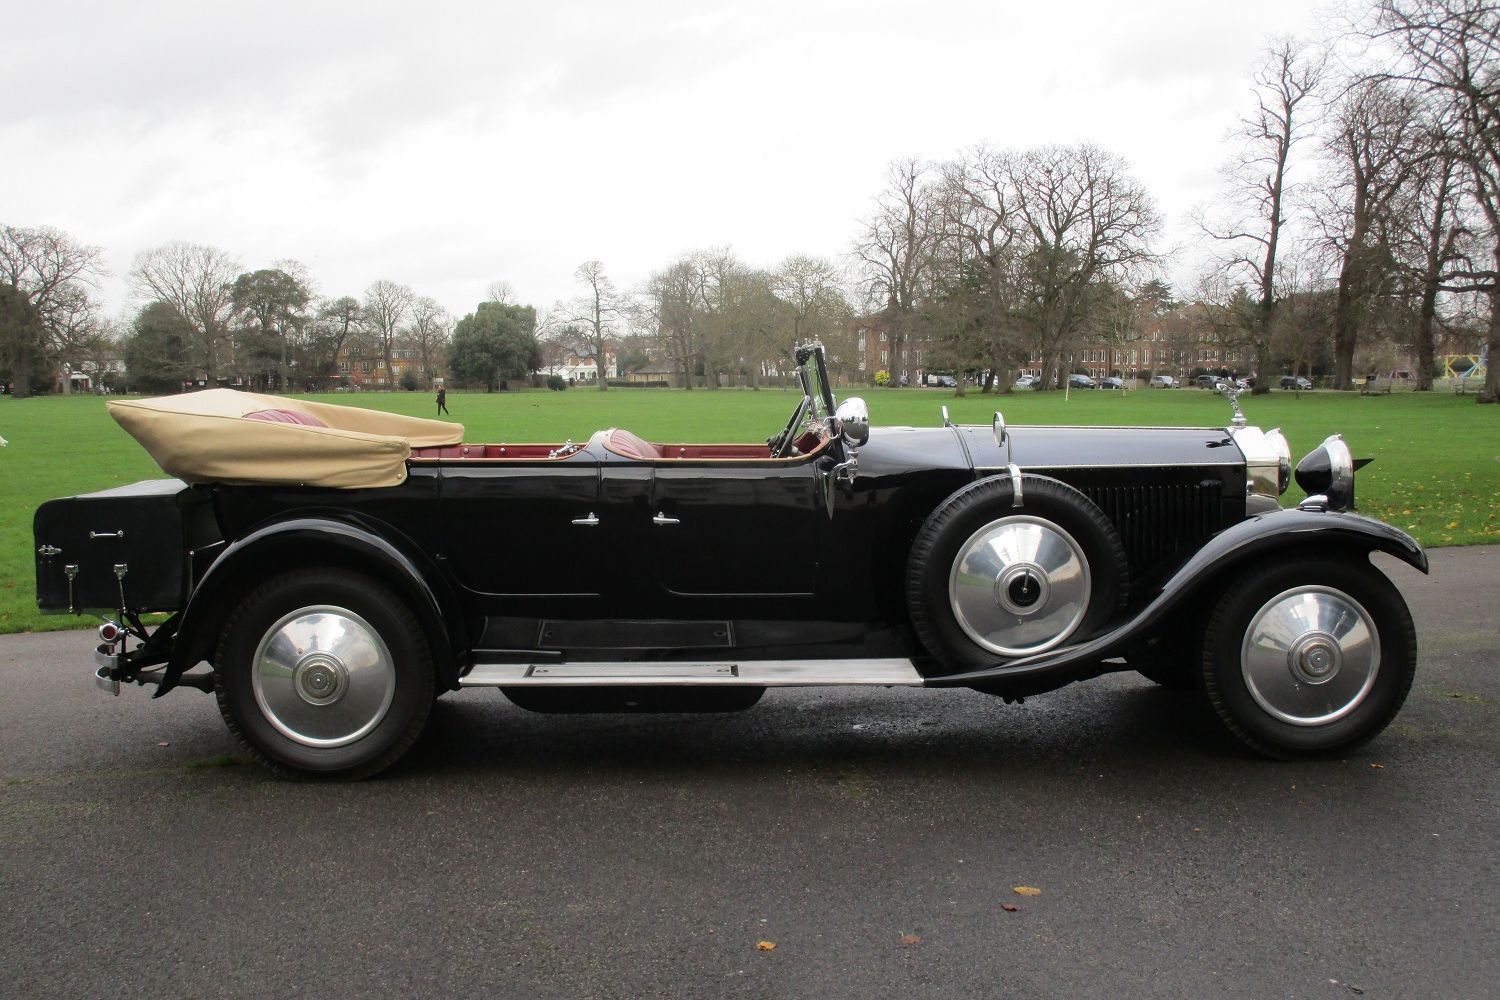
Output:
[{"xmin": 769, "ymin": 396, "xmax": 810, "ymax": 458}]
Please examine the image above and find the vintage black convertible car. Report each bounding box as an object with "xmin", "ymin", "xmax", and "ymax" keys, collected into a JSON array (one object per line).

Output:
[{"xmin": 34, "ymin": 346, "xmax": 1425, "ymax": 778}]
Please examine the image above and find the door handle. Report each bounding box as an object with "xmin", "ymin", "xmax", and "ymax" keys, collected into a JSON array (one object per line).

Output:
[
  {"xmin": 652, "ymin": 512, "xmax": 680, "ymax": 526},
  {"xmin": 571, "ymin": 513, "xmax": 599, "ymax": 526}
]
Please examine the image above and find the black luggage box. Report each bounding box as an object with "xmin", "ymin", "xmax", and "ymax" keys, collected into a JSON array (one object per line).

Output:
[{"xmin": 33, "ymin": 480, "xmax": 218, "ymax": 614}]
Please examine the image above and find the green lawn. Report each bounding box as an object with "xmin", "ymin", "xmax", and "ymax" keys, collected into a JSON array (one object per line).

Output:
[{"xmin": 2, "ymin": 385, "xmax": 1495, "ymax": 633}]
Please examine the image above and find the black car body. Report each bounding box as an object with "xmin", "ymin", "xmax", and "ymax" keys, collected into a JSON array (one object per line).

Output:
[{"xmin": 35, "ymin": 346, "xmax": 1426, "ymax": 778}]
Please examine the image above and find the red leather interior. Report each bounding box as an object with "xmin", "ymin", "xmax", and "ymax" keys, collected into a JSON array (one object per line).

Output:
[
  {"xmin": 410, "ymin": 444, "xmax": 565, "ymax": 460},
  {"xmin": 410, "ymin": 430, "xmax": 827, "ymax": 462},
  {"xmin": 244, "ymin": 408, "xmax": 329, "ymax": 427}
]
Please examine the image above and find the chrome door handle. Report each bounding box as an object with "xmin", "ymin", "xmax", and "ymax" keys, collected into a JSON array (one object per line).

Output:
[
  {"xmin": 652, "ymin": 512, "xmax": 680, "ymax": 526},
  {"xmin": 89, "ymin": 530, "xmax": 124, "ymax": 540},
  {"xmin": 571, "ymin": 513, "xmax": 599, "ymax": 526}
]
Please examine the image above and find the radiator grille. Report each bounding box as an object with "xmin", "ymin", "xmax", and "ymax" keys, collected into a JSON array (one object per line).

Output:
[{"xmin": 1080, "ymin": 478, "xmax": 1226, "ymax": 581}]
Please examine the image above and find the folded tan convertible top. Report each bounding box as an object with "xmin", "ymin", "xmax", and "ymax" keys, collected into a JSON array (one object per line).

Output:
[{"xmin": 108, "ymin": 390, "xmax": 464, "ymax": 489}]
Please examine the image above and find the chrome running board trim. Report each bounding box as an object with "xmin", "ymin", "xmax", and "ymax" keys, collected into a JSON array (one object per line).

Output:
[{"xmin": 459, "ymin": 658, "xmax": 924, "ymax": 688}]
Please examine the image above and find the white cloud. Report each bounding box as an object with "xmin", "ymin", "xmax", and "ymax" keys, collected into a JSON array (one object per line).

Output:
[{"xmin": 1, "ymin": 0, "xmax": 1329, "ymax": 320}]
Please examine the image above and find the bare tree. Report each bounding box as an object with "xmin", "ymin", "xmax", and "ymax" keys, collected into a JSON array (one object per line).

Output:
[
  {"xmin": 937, "ymin": 146, "xmax": 1028, "ymax": 388},
  {"xmin": 565, "ymin": 261, "xmax": 625, "ymax": 390},
  {"xmin": 312, "ymin": 296, "xmax": 361, "ymax": 387},
  {"xmin": 1393, "ymin": 144, "xmax": 1471, "ymax": 389},
  {"xmin": 641, "ymin": 256, "xmax": 706, "ymax": 389},
  {"xmin": 485, "ymin": 279, "xmax": 516, "ymax": 304},
  {"xmin": 1374, "ymin": 0, "xmax": 1500, "ymax": 402},
  {"xmin": 853, "ymin": 158, "xmax": 941, "ymax": 385},
  {"xmin": 1318, "ymin": 79, "xmax": 1425, "ymax": 388},
  {"xmin": 404, "ymin": 296, "xmax": 451, "ymax": 388},
  {"xmin": 361, "ymin": 279, "xmax": 413, "ymax": 390},
  {"xmin": 1008, "ymin": 144, "xmax": 1162, "ymax": 389},
  {"xmin": 773, "ymin": 254, "xmax": 851, "ymax": 379},
  {"xmin": 130, "ymin": 241, "xmax": 240, "ymax": 382},
  {"xmin": 1202, "ymin": 40, "xmax": 1324, "ymax": 394}
]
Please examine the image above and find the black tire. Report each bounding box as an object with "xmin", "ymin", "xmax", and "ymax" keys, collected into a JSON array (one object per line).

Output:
[
  {"xmin": 1201, "ymin": 557, "xmax": 1416, "ymax": 759},
  {"xmin": 214, "ymin": 568, "xmax": 435, "ymax": 780},
  {"xmin": 907, "ymin": 475, "xmax": 1128, "ymax": 673}
]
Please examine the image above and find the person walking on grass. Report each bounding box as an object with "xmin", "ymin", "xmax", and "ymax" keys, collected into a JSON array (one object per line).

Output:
[{"xmin": 436, "ymin": 384, "xmax": 449, "ymax": 416}]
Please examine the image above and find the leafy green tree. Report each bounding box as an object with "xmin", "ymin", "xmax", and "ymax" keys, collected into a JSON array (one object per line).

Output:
[
  {"xmin": 449, "ymin": 302, "xmax": 540, "ymax": 391},
  {"xmin": 124, "ymin": 301, "xmax": 195, "ymax": 393},
  {"xmin": 231, "ymin": 266, "xmax": 312, "ymax": 391},
  {"xmin": 0, "ymin": 281, "xmax": 46, "ymax": 396},
  {"xmin": 399, "ymin": 366, "xmax": 418, "ymax": 391}
]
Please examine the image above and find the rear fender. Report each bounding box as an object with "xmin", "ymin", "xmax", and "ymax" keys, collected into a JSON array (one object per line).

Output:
[
  {"xmin": 159, "ymin": 516, "xmax": 464, "ymax": 696},
  {"xmin": 926, "ymin": 508, "xmax": 1428, "ymax": 688}
]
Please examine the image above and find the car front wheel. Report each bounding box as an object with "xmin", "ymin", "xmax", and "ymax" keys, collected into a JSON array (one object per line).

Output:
[
  {"xmin": 214, "ymin": 568, "xmax": 435, "ymax": 779},
  {"xmin": 1201, "ymin": 557, "xmax": 1416, "ymax": 758}
]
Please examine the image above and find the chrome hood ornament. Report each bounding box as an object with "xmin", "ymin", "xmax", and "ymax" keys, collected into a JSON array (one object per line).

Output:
[{"xmin": 1214, "ymin": 380, "xmax": 1247, "ymax": 428}]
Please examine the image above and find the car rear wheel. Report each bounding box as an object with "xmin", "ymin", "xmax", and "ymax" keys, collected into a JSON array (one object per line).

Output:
[
  {"xmin": 907, "ymin": 475, "xmax": 1127, "ymax": 673},
  {"xmin": 215, "ymin": 568, "xmax": 434, "ymax": 779},
  {"xmin": 1201, "ymin": 558, "xmax": 1416, "ymax": 758}
]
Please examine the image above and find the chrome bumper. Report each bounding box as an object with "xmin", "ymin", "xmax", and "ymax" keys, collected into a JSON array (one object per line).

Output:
[{"xmin": 93, "ymin": 643, "xmax": 120, "ymax": 695}]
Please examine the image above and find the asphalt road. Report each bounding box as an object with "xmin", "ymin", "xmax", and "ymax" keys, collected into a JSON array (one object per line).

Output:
[{"xmin": 2, "ymin": 548, "xmax": 1497, "ymax": 1000}]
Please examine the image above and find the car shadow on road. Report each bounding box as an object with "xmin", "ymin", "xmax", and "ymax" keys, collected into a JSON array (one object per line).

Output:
[{"xmin": 383, "ymin": 679, "xmax": 1252, "ymax": 784}]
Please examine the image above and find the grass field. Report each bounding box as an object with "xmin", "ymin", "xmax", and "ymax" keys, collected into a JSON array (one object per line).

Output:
[{"xmin": 2, "ymin": 385, "xmax": 1495, "ymax": 633}]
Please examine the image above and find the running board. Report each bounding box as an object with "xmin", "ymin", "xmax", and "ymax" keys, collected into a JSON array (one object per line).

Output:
[{"xmin": 459, "ymin": 658, "xmax": 924, "ymax": 688}]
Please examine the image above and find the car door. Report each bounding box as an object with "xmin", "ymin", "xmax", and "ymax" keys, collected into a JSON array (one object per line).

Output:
[
  {"xmin": 648, "ymin": 459, "xmax": 821, "ymax": 598},
  {"xmin": 440, "ymin": 453, "xmax": 605, "ymax": 603}
]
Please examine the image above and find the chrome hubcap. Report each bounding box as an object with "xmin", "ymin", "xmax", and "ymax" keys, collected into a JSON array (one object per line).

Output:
[
  {"xmin": 1241, "ymin": 586, "xmax": 1379, "ymax": 726},
  {"xmin": 251, "ymin": 606, "xmax": 396, "ymax": 747},
  {"xmin": 949, "ymin": 516, "xmax": 1091, "ymax": 657}
]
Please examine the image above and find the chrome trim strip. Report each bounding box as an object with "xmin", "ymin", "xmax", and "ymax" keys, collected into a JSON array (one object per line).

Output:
[{"xmin": 459, "ymin": 658, "xmax": 924, "ymax": 687}]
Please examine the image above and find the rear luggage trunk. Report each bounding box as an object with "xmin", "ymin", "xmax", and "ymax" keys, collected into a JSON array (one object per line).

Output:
[{"xmin": 33, "ymin": 480, "xmax": 220, "ymax": 614}]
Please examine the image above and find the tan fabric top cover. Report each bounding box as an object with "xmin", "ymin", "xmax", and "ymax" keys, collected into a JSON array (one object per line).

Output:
[{"xmin": 108, "ymin": 390, "xmax": 464, "ymax": 488}]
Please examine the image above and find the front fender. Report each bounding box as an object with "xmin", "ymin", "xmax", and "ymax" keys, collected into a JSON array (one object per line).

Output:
[
  {"xmin": 159, "ymin": 516, "xmax": 463, "ymax": 695},
  {"xmin": 925, "ymin": 507, "xmax": 1427, "ymax": 688}
]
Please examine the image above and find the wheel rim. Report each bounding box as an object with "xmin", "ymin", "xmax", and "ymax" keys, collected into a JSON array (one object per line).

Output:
[
  {"xmin": 250, "ymin": 605, "xmax": 397, "ymax": 748},
  {"xmin": 1240, "ymin": 586, "xmax": 1380, "ymax": 726},
  {"xmin": 948, "ymin": 515, "xmax": 1091, "ymax": 657}
]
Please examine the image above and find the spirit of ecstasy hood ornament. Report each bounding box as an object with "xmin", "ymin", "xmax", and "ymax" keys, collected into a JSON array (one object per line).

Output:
[{"xmin": 1214, "ymin": 380, "xmax": 1247, "ymax": 428}]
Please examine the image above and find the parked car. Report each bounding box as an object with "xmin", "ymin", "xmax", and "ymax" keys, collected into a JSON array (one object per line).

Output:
[
  {"xmin": 1280, "ymin": 375, "xmax": 1313, "ymax": 390},
  {"xmin": 1066, "ymin": 373, "xmax": 1096, "ymax": 389},
  {"xmin": 36, "ymin": 345, "xmax": 1425, "ymax": 778},
  {"xmin": 1194, "ymin": 374, "xmax": 1220, "ymax": 389},
  {"xmin": 1148, "ymin": 375, "xmax": 1177, "ymax": 389},
  {"xmin": 1237, "ymin": 376, "xmax": 1257, "ymax": 390},
  {"xmin": 927, "ymin": 374, "xmax": 958, "ymax": 388},
  {"xmin": 1013, "ymin": 374, "xmax": 1039, "ymax": 389},
  {"xmin": 1098, "ymin": 377, "xmax": 1126, "ymax": 390}
]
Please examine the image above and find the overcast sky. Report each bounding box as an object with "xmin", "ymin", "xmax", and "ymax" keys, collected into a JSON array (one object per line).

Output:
[{"xmin": 3, "ymin": 0, "xmax": 1335, "ymax": 323}]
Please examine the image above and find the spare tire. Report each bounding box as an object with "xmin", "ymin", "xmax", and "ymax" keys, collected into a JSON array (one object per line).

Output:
[{"xmin": 907, "ymin": 475, "xmax": 1128, "ymax": 673}]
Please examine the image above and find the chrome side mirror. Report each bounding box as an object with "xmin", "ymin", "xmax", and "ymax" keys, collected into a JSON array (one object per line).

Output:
[{"xmin": 834, "ymin": 397, "xmax": 869, "ymax": 447}]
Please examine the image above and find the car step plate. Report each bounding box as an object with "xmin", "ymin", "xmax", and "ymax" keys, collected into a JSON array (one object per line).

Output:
[{"xmin": 460, "ymin": 658, "xmax": 923, "ymax": 688}]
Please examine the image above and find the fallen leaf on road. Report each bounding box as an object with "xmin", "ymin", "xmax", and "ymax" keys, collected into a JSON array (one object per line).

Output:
[
  {"xmin": 756, "ymin": 941, "xmax": 776, "ymax": 952},
  {"xmin": 1013, "ymin": 886, "xmax": 1041, "ymax": 896},
  {"xmin": 900, "ymin": 933, "xmax": 920, "ymax": 946},
  {"xmin": 156, "ymin": 742, "xmax": 170, "ymax": 747},
  {"xmin": 1370, "ymin": 763, "xmax": 1385, "ymax": 769},
  {"xmin": 1001, "ymin": 904, "xmax": 1019, "ymax": 913}
]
